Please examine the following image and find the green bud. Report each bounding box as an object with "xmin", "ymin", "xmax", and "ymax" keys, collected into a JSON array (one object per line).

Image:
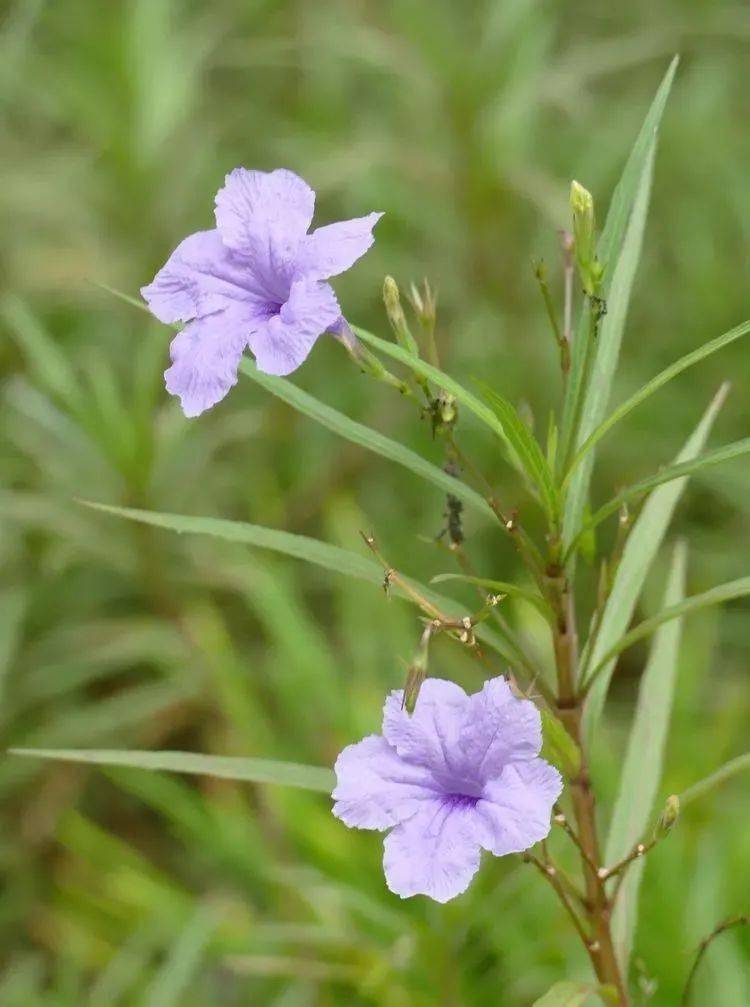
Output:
[
  {"xmin": 408, "ymin": 279, "xmax": 437, "ymax": 331},
  {"xmin": 332, "ymin": 319, "xmax": 411, "ymax": 395},
  {"xmin": 655, "ymin": 794, "xmax": 680, "ymax": 838},
  {"xmin": 570, "ymin": 179, "xmax": 601, "ymax": 296},
  {"xmin": 402, "ymin": 624, "xmax": 433, "ymax": 714},
  {"xmin": 383, "ymin": 276, "xmax": 420, "ymax": 356}
]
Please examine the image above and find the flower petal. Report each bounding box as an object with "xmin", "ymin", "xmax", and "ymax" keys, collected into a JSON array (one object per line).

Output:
[
  {"xmin": 295, "ymin": 212, "xmax": 383, "ymax": 280},
  {"xmin": 141, "ymin": 229, "xmax": 272, "ymax": 325},
  {"xmin": 458, "ymin": 677, "xmax": 543, "ymax": 782},
  {"xmin": 383, "ymin": 796, "xmax": 482, "ymax": 903},
  {"xmin": 332, "ymin": 735, "xmax": 440, "ymax": 831},
  {"xmin": 164, "ymin": 306, "xmax": 266, "ymax": 417},
  {"xmin": 249, "ymin": 278, "xmax": 340, "ymax": 376},
  {"xmin": 382, "ymin": 678, "xmax": 470, "ymax": 778},
  {"xmin": 214, "ymin": 168, "xmax": 315, "ymax": 298},
  {"xmin": 474, "ymin": 758, "xmax": 562, "ymax": 857}
]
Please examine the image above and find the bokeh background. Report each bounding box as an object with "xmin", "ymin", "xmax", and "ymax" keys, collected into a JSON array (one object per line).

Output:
[{"xmin": 1, "ymin": 1, "xmax": 749, "ymax": 1004}]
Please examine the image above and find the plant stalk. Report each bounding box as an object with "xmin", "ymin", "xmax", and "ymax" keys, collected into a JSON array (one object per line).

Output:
[{"xmin": 547, "ymin": 563, "xmax": 630, "ymax": 1005}]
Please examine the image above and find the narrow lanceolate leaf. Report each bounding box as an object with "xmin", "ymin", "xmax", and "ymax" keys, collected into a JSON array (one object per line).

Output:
[
  {"xmin": 607, "ymin": 541, "xmax": 687, "ymax": 971},
  {"xmin": 79, "ymin": 501, "xmax": 519, "ymax": 665},
  {"xmin": 571, "ymin": 436, "xmax": 750, "ymax": 552},
  {"xmin": 478, "ymin": 383, "xmax": 560, "ymax": 519},
  {"xmin": 9, "ymin": 748, "xmax": 336, "ymax": 793},
  {"xmin": 565, "ymin": 318, "xmax": 750, "ymax": 483},
  {"xmin": 563, "ymin": 139, "xmax": 656, "ymax": 550},
  {"xmin": 680, "ymin": 752, "xmax": 750, "ymax": 806},
  {"xmin": 352, "ymin": 326, "xmax": 524, "ymax": 479},
  {"xmin": 144, "ymin": 907, "xmax": 217, "ymax": 1007},
  {"xmin": 585, "ymin": 576, "xmax": 750, "ymax": 689},
  {"xmin": 430, "ymin": 574, "xmax": 554, "ymax": 620},
  {"xmin": 240, "ymin": 359, "xmax": 494, "ymax": 522},
  {"xmin": 583, "ymin": 384, "xmax": 726, "ymax": 738},
  {"xmin": 559, "ymin": 57, "xmax": 678, "ymax": 469},
  {"xmin": 531, "ymin": 980, "xmax": 618, "ymax": 1006}
]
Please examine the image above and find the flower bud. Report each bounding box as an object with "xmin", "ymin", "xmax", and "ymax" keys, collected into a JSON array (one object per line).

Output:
[
  {"xmin": 570, "ymin": 180, "xmax": 602, "ymax": 296},
  {"xmin": 654, "ymin": 794, "xmax": 680, "ymax": 839},
  {"xmin": 383, "ymin": 276, "xmax": 420, "ymax": 356},
  {"xmin": 330, "ymin": 318, "xmax": 411, "ymax": 395},
  {"xmin": 402, "ymin": 624, "xmax": 433, "ymax": 714},
  {"xmin": 408, "ymin": 279, "xmax": 437, "ymax": 333}
]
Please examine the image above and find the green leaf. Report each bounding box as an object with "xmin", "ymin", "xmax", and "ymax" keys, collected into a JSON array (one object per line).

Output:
[
  {"xmin": 572, "ymin": 433, "xmax": 750, "ymax": 551},
  {"xmin": 582, "ymin": 384, "xmax": 726, "ymax": 737},
  {"xmin": 429, "ymin": 573, "xmax": 554, "ymax": 620},
  {"xmin": 564, "ymin": 318, "xmax": 750, "ymax": 484},
  {"xmin": 143, "ymin": 906, "xmax": 217, "ymax": 1007},
  {"xmin": 477, "ymin": 382, "xmax": 560, "ymax": 519},
  {"xmin": 607, "ymin": 541, "xmax": 687, "ymax": 970},
  {"xmin": 239, "ymin": 359, "xmax": 494, "ymax": 522},
  {"xmin": 585, "ymin": 575, "xmax": 750, "ymax": 690},
  {"xmin": 563, "ymin": 138, "xmax": 656, "ymax": 549},
  {"xmin": 352, "ymin": 325, "xmax": 523, "ymax": 474},
  {"xmin": 540, "ymin": 708, "xmax": 581, "ymax": 780},
  {"xmin": 680, "ymin": 752, "xmax": 750, "ymax": 806},
  {"xmin": 560, "ymin": 57, "xmax": 678, "ymax": 469},
  {"xmin": 532, "ymin": 980, "xmax": 618, "ymax": 1006},
  {"xmin": 9, "ymin": 748, "xmax": 336, "ymax": 793},
  {"xmin": 79, "ymin": 500, "xmax": 520, "ymax": 666}
]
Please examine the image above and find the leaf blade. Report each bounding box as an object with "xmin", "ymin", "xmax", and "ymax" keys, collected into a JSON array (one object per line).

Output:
[
  {"xmin": 478, "ymin": 382, "xmax": 559, "ymax": 518},
  {"xmin": 559, "ymin": 57, "xmax": 679, "ymax": 468},
  {"xmin": 680, "ymin": 753, "xmax": 750, "ymax": 806},
  {"xmin": 79, "ymin": 501, "xmax": 520, "ymax": 665},
  {"xmin": 575, "ymin": 434, "xmax": 750, "ymax": 549},
  {"xmin": 563, "ymin": 138, "xmax": 656, "ymax": 548},
  {"xmin": 565, "ymin": 318, "xmax": 750, "ymax": 483},
  {"xmin": 607, "ymin": 541, "xmax": 687, "ymax": 970},
  {"xmin": 241, "ymin": 359, "xmax": 495, "ymax": 522},
  {"xmin": 585, "ymin": 575, "xmax": 750, "ymax": 689},
  {"xmin": 582, "ymin": 384, "xmax": 727, "ymax": 737},
  {"xmin": 9, "ymin": 748, "xmax": 336, "ymax": 793}
]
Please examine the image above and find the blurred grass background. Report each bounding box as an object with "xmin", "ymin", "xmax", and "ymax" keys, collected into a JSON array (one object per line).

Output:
[{"xmin": 1, "ymin": 1, "xmax": 749, "ymax": 1003}]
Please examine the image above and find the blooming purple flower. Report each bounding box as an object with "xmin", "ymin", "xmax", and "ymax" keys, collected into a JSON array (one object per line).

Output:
[
  {"xmin": 332, "ymin": 677, "xmax": 562, "ymax": 903},
  {"xmin": 141, "ymin": 168, "xmax": 382, "ymax": 417}
]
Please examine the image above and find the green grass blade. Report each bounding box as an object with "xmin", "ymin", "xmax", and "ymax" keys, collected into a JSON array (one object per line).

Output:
[
  {"xmin": 79, "ymin": 500, "xmax": 520, "ymax": 665},
  {"xmin": 562, "ymin": 139, "xmax": 656, "ymax": 549},
  {"xmin": 560, "ymin": 57, "xmax": 679, "ymax": 467},
  {"xmin": 478, "ymin": 382, "xmax": 559, "ymax": 519},
  {"xmin": 564, "ymin": 318, "xmax": 750, "ymax": 485},
  {"xmin": 573, "ymin": 434, "xmax": 750, "ymax": 551},
  {"xmin": 607, "ymin": 541, "xmax": 687, "ymax": 970},
  {"xmin": 585, "ymin": 576, "xmax": 750, "ymax": 689},
  {"xmin": 9, "ymin": 748, "xmax": 336, "ymax": 793},
  {"xmin": 680, "ymin": 753, "xmax": 750, "ymax": 806},
  {"xmin": 240, "ymin": 359, "xmax": 494, "ymax": 522},
  {"xmin": 143, "ymin": 906, "xmax": 217, "ymax": 1007},
  {"xmin": 581, "ymin": 384, "xmax": 726, "ymax": 738}
]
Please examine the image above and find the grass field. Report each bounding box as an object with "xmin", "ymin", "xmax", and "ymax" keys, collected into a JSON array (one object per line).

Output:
[{"xmin": 1, "ymin": 2, "xmax": 749, "ymax": 1004}]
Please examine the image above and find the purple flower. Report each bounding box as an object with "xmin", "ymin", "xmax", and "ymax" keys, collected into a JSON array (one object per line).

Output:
[
  {"xmin": 142, "ymin": 168, "xmax": 382, "ymax": 417},
  {"xmin": 332, "ymin": 677, "xmax": 562, "ymax": 903}
]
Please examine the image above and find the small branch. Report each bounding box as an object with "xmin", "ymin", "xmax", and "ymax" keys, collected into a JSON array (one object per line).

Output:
[
  {"xmin": 361, "ymin": 532, "xmax": 490, "ymax": 666},
  {"xmin": 534, "ymin": 259, "xmax": 569, "ymax": 376},
  {"xmin": 522, "ymin": 853, "xmax": 593, "ymax": 951},
  {"xmin": 553, "ymin": 808, "xmax": 598, "ymax": 877},
  {"xmin": 680, "ymin": 915, "xmax": 749, "ymax": 1006},
  {"xmin": 599, "ymin": 838, "xmax": 656, "ymax": 889},
  {"xmin": 561, "ymin": 230, "xmax": 574, "ymax": 350}
]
